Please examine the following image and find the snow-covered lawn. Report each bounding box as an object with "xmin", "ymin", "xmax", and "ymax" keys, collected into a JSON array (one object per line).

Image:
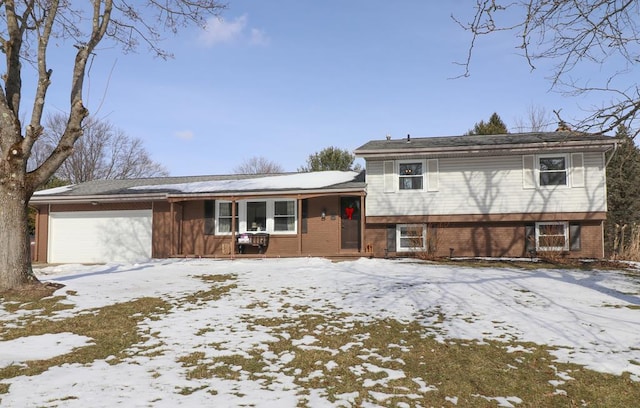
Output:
[{"xmin": 1, "ymin": 258, "xmax": 639, "ymax": 407}]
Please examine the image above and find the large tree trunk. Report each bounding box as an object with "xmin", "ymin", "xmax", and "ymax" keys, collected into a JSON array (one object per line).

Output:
[{"xmin": 0, "ymin": 184, "xmax": 38, "ymax": 291}]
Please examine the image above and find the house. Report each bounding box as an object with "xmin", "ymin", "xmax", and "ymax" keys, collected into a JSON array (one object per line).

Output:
[
  {"xmin": 30, "ymin": 131, "xmax": 618, "ymax": 264},
  {"xmin": 354, "ymin": 131, "xmax": 618, "ymax": 259},
  {"xmin": 29, "ymin": 171, "xmax": 366, "ymax": 263}
]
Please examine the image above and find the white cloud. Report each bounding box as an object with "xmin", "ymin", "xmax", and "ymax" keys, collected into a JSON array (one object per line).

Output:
[
  {"xmin": 175, "ymin": 130, "xmax": 194, "ymax": 140},
  {"xmin": 198, "ymin": 15, "xmax": 268, "ymax": 47},
  {"xmin": 249, "ymin": 28, "xmax": 270, "ymax": 46}
]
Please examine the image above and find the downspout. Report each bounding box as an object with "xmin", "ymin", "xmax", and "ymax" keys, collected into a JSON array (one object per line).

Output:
[
  {"xmin": 603, "ymin": 141, "xmax": 619, "ymax": 259},
  {"xmin": 30, "ymin": 205, "xmax": 39, "ymax": 263},
  {"xmin": 605, "ymin": 141, "xmax": 619, "ymax": 167}
]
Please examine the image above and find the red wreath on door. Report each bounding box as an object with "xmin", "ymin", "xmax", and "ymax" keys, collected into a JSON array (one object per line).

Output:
[{"xmin": 345, "ymin": 206, "xmax": 354, "ymax": 220}]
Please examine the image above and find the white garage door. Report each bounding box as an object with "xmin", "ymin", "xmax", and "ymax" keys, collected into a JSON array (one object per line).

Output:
[{"xmin": 48, "ymin": 209, "xmax": 153, "ymax": 263}]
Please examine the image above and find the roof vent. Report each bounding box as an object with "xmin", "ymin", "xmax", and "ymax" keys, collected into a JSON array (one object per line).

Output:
[
  {"xmin": 406, "ymin": 134, "xmax": 411, "ymax": 143},
  {"xmin": 386, "ymin": 134, "xmax": 391, "ymax": 141},
  {"xmin": 556, "ymin": 121, "xmax": 571, "ymax": 132}
]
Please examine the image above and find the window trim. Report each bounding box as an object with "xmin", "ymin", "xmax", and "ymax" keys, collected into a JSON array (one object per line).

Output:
[
  {"xmin": 535, "ymin": 221, "xmax": 569, "ymax": 251},
  {"xmin": 215, "ymin": 201, "xmax": 239, "ymax": 235},
  {"xmin": 215, "ymin": 198, "xmax": 297, "ymax": 236},
  {"xmin": 396, "ymin": 224, "xmax": 427, "ymax": 251},
  {"xmin": 537, "ymin": 154, "xmax": 569, "ymax": 187},
  {"xmin": 398, "ymin": 160, "xmax": 425, "ymax": 191}
]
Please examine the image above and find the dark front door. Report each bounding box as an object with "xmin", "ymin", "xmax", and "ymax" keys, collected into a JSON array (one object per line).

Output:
[{"xmin": 341, "ymin": 197, "xmax": 361, "ymax": 251}]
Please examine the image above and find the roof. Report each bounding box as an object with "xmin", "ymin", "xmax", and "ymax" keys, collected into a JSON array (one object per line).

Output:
[
  {"xmin": 30, "ymin": 171, "xmax": 366, "ymax": 204},
  {"xmin": 354, "ymin": 131, "xmax": 618, "ymax": 158}
]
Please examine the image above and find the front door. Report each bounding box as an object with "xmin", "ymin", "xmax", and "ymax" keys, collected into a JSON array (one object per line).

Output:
[{"xmin": 340, "ymin": 197, "xmax": 361, "ymax": 251}]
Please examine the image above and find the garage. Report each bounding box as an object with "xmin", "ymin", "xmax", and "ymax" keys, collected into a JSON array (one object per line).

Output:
[{"xmin": 48, "ymin": 209, "xmax": 153, "ymax": 264}]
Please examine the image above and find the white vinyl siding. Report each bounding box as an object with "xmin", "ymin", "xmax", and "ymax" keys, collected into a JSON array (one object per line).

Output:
[
  {"xmin": 365, "ymin": 152, "xmax": 607, "ymax": 217},
  {"xmin": 427, "ymin": 159, "xmax": 439, "ymax": 192},
  {"xmin": 48, "ymin": 209, "xmax": 152, "ymax": 263}
]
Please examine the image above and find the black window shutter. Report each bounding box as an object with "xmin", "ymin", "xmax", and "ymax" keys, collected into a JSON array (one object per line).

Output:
[
  {"xmin": 301, "ymin": 199, "xmax": 308, "ymax": 234},
  {"xmin": 570, "ymin": 223, "xmax": 581, "ymax": 251},
  {"xmin": 525, "ymin": 224, "xmax": 535, "ymax": 254},
  {"xmin": 387, "ymin": 225, "xmax": 396, "ymax": 253},
  {"xmin": 204, "ymin": 200, "xmax": 215, "ymax": 235}
]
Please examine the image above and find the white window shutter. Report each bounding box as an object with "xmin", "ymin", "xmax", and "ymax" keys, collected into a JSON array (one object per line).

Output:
[
  {"xmin": 571, "ymin": 153, "xmax": 585, "ymax": 188},
  {"xmin": 427, "ymin": 159, "xmax": 439, "ymax": 191},
  {"xmin": 522, "ymin": 155, "xmax": 535, "ymax": 189},
  {"xmin": 383, "ymin": 160, "xmax": 395, "ymax": 192}
]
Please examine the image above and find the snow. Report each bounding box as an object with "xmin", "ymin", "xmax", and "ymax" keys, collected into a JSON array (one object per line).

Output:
[
  {"xmin": 130, "ymin": 171, "xmax": 360, "ymax": 193},
  {"xmin": 33, "ymin": 184, "xmax": 74, "ymax": 195},
  {"xmin": 1, "ymin": 257, "xmax": 639, "ymax": 407}
]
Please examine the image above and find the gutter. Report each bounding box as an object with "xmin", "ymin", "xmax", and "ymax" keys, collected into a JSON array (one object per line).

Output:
[
  {"xmin": 29, "ymin": 192, "xmax": 169, "ymax": 205},
  {"xmin": 354, "ymin": 140, "xmax": 617, "ymax": 159}
]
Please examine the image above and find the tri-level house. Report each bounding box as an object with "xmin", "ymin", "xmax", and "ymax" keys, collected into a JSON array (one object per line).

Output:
[
  {"xmin": 30, "ymin": 131, "xmax": 618, "ymax": 264},
  {"xmin": 354, "ymin": 131, "xmax": 618, "ymax": 259}
]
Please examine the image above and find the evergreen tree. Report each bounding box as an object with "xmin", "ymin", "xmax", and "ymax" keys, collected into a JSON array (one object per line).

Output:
[
  {"xmin": 605, "ymin": 125, "xmax": 640, "ymax": 256},
  {"xmin": 299, "ymin": 147, "xmax": 362, "ymax": 172},
  {"xmin": 466, "ymin": 112, "xmax": 509, "ymax": 135}
]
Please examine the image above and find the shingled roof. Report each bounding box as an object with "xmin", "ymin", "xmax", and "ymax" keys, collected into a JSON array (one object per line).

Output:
[
  {"xmin": 30, "ymin": 171, "xmax": 366, "ymax": 204},
  {"xmin": 354, "ymin": 132, "xmax": 617, "ymax": 158}
]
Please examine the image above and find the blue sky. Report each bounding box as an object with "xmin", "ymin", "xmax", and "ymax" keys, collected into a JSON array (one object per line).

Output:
[{"xmin": 34, "ymin": 1, "xmax": 612, "ymax": 176}]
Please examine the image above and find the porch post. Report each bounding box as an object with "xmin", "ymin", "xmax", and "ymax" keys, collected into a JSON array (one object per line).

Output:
[
  {"xmin": 297, "ymin": 196, "xmax": 302, "ymax": 255},
  {"xmin": 231, "ymin": 197, "xmax": 236, "ymax": 259},
  {"xmin": 360, "ymin": 193, "xmax": 366, "ymax": 253},
  {"xmin": 169, "ymin": 201, "xmax": 175, "ymax": 257}
]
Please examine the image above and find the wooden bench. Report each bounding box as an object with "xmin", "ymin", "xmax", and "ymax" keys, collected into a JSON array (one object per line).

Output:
[{"xmin": 236, "ymin": 233, "xmax": 270, "ymax": 254}]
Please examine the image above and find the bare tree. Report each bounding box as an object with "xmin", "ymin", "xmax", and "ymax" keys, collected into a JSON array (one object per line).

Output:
[
  {"xmin": 0, "ymin": 1, "xmax": 225, "ymax": 290},
  {"xmin": 232, "ymin": 156, "xmax": 284, "ymax": 175},
  {"xmin": 32, "ymin": 114, "xmax": 168, "ymax": 183},
  {"xmin": 513, "ymin": 105, "xmax": 553, "ymax": 133},
  {"xmin": 454, "ymin": 1, "xmax": 640, "ymax": 137}
]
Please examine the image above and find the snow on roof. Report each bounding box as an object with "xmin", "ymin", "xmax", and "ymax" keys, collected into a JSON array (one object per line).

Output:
[
  {"xmin": 33, "ymin": 184, "xmax": 74, "ymax": 195},
  {"xmin": 131, "ymin": 171, "xmax": 360, "ymax": 193}
]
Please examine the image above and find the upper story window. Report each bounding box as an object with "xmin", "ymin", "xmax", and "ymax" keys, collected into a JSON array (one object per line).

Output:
[
  {"xmin": 539, "ymin": 155, "xmax": 567, "ymax": 186},
  {"xmin": 399, "ymin": 162, "xmax": 423, "ymax": 190}
]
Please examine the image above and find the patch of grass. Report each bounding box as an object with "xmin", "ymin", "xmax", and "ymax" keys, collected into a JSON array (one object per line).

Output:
[
  {"xmin": 199, "ymin": 273, "xmax": 236, "ymax": 283},
  {"xmin": 0, "ymin": 297, "xmax": 171, "ymax": 381},
  {"xmin": 179, "ymin": 274, "xmax": 238, "ymax": 305},
  {"xmin": 229, "ymin": 313, "xmax": 640, "ymax": 407}
]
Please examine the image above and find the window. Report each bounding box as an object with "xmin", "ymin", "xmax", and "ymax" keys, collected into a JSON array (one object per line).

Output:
[
  {"xmin": 535, "ymin": 222, "xmax": 568, "ymax": 251},
  {"xmin": 247, "ymin": 201, "xmax": 267, "ymax": 231},
  {"xmin": 397, "ymin": 224, "xmax": 426, "ymax": 251},
  {"xmin": 215, "ymin": 199, "xmax": 297, "ymax": 235},
  {"xmin": 274, "ymin": 200, "xmax": 296, "ymax": 232},
  {"xmin": 539, "ymin": 155, "xmax": 567, "ymax": 186},
  {"xmin": 399, "ymin": 162, "xmax": 423, "ymax": 190},
  {"xmin": 216, "ymin": 201, "xmax": 239, "ymax": 234}
]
